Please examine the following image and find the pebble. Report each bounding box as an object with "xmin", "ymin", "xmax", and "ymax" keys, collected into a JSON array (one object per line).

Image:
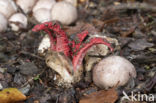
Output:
[
  {"xmin": 0, "ymin": 67, "xmax": 7, "ymax": 73},
  {"xmin": 0, "ymin": 83, "xmax": 3, "ymax": 89},
  {"xmin": 0, "ymin": 52, "xmax": 9, "ymax": 63},
  {"xmin": 13, "ymin": 72, "xmax": 26, "ymax": 85},
  {"xmin": 19, "ymin": 84, "xmax": 31, "ymax": 95},
  {"xmin": 128, "ymin": 39, "xmax": 154, "ymax": 51},
  {"xmin": 19, "ymin": 62, "xmax": 39, "ymax": 76},
  {"xmin": 0, "ymin": 73, "xmax": 4, "ymax": 80}
]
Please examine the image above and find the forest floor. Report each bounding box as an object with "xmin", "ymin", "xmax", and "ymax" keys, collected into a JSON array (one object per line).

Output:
[{"xmin": 0, "ymin": 0, "xmax": 155, "ymax": 103}]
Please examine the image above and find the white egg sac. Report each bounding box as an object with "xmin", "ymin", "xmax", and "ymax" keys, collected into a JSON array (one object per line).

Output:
[
  {"xmin": 33, "ymin": 0, "xmax": 56, "ymax": 12},
  {"xmin": 93, "ymin": 56, "xmax": 136, "ymax": 89},
  {"xmin": 9, "ymin": 13, "xmax": 28, "ymax": 31},
  {"xmin": 0, "ymin": 13, "xmax": 7, "ymax": 32},
  {"xmin": 33, "ymin": 8, "xmax": 51, "ymax": 23},
  {"xmin": 38, "ymin": 35, "xmax": 50, "ymax": 53},
  {"xmin": 16, "ymin": 0, "xmax": 38, "ymax": 14},
  {"xmin": 0, "ymin": 0, "xmax": 17, "ymax": 18},
  {"xmin": 64, "ymin": 0, "xmax": 77, "ymax": 6},
  {"xmin": 51, "ymin": 1, "xmax": 77, "ymax": 25}
]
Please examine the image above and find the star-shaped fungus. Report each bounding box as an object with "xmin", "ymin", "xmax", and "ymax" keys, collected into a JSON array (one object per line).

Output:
[{"xmin": 32, "ymin": 21, "xmax": 113, "ymax": 74}]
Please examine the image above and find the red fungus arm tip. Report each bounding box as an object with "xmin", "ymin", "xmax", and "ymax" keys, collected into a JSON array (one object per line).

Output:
[
  {"xmin": 32, "ymin": 21, "xmax": 71, "ymax": 57},
  {"xmin": 77, "ymin": 31, "xmax": 89, "ymax": 43},
  {"xmin": 72, "ymin": 37, "xmax": 113, "ymax": 71}
]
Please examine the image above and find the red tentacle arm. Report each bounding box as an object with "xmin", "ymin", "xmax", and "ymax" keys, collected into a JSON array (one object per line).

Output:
[
  {"xmin": 72, "ymin": 38, "xmax": 113, "ymax": 71},
  {"xmin": 32, "ymin": 22, "xmax": 53, "ymax": 31},
  {"xmin": 76, "ymin": 31, "xmax": 89, "ymax": 43},
  {"xmin": 70, "ymin": 31, "xmax": 89, "ymax": 53},
  {"xmin": 32, "ymin": 21, "xmax": 71, "ymax": 57},
  {"xmin": 48, "ymin": 23, "xmax": 70, "ymax": 57}
]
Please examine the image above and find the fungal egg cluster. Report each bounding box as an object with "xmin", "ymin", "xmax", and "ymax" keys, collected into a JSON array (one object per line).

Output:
[{"xmin": 0, "ymin": 0, "xmax": 78, "ymax": 32}]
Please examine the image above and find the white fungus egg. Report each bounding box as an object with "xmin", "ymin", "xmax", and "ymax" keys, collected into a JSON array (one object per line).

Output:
[
  {"xmin": 38, "ymin": 35, "xmax": 50, "ymax": 53},
  {"xmin": 93, "ymin": 56, "xmax": 136, "ymax": 89},
  {"xmin": 16, "ymin": 0, "xmax": 38, "ymax": 14},
  {"xmin": 51, "ymin": 1, "xmax": 77, "ymax": 25},
  {"xmin": 0, "ymin": 13, "xmax": 8, "ymax": 32},
  {"xmin": 33, "ymin": 0, "xmax": 56, "ymax": 12},
  {"xmin": 0, "ymin": 0, "xmax": 17, "ymax": 18},
  {"xmin": 33, "ymin": 8, "xmax": 51, "ymax": 23},
  {"xmin": 64, "ymin": 0, "xmax": 77, "ymax": 6},
  {"xmin": 9, "ymin": 13, "xmax": 28, "ymax": 31}
]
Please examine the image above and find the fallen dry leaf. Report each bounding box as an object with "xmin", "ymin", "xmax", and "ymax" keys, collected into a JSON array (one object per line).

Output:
[
  {"xmin": 79, "ymin": 87, "xmax": 118, "ymax": 103},
  {"xmin": 92, "ymin": 18, "xmax": 119, "ymax": 31},
  {"xmin": 128, "ymin": 39, "xmax": 154, "ymax": 51},
  {"xmin": 120, "ymin": 27, "xmax": 135, "ymax": 37},
  {"xmin": 64, "ymin": 22, "xmax": 97, "ymax": 36},
  {"xmin": 0, "ymin": 88, "xmax": 26, "ymax": 103}
]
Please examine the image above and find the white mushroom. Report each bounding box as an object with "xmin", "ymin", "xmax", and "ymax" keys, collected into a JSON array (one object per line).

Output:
[
  {"xmin": 9, "ymin": 13, "xmax": 27, "ymax": 31},
  {"xmin": 0, "ymin": 13, "xmax": 7, "ymax": 32},
  {"xmin": 38, "ymin": 35, "xmax": 50, "ymax": 53},
  {"xmin": 16, "ymin": 0, "xmax": 38, "ymax": 14},
  {"xmin": 64, "ymin": 0, "xmax": 77, "ymax": 6},
  {"xmin": 33, "ymin": 0, "xmax": 56, "ymax": 12},
  {"xmin": 51, "ymin": 1, "xmax": 77, "ymax": 25},
  {"xmin": 0, "ymin": 0, "xmax": 17, "ymax": 18},
  {"xmin": 33, "ymin": 8, "xmax": 51, "ymax": 23},
  {"xmin": 46, "ymin": 51, "xmax": 83, "ymax": 87},
  {"xmin": 93, "ymin": 56, "xmax": 136, "ymax": 89}
]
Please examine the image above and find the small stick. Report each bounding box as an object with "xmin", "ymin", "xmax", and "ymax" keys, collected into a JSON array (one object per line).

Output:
[{"xmin": 20, "ymin": 51, "xmax": 44, "ymax": 60}]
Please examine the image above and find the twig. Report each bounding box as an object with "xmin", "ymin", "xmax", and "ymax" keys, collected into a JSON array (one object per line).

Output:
[
  {"xmin": 103, "ymin": 3, "xmax": 156, "ymax": 12},
  {"xmin": 20, "ymin": 51, "xmax": 44, "ymax": 60}
]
